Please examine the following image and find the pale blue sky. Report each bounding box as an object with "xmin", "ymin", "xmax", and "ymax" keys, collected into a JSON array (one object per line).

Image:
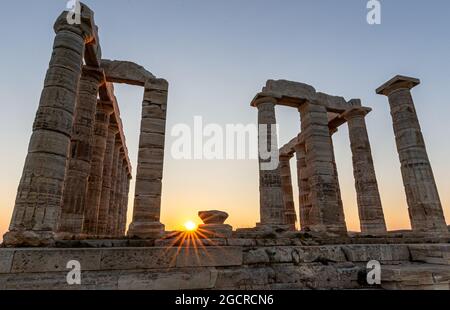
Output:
[{"xmin": 1, "ymin": 0, "xmax": 449, "ymax": 235}]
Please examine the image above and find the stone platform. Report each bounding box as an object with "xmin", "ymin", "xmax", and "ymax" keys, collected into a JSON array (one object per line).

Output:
[{"xmin": 0, "ymin": 241, "xmax": 449, "ymax": 290}]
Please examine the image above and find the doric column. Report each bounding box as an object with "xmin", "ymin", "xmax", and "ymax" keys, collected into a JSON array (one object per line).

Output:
[
  {"xmin": 59, "ymin": 67, "xmax": 104, "ymax": 234},
  {"xmin": 111, "ymin": 157, "xmax": 124, "ymax": 237},
  {"xmin": 3, "ymin": 13, "xmax": 93, "ymax": 245},
  {"xmin": 119, "ymin": 175, "xmax": 131, "ymax": 236},
  {"xmin": 254, "ymin": 97, "xmax": 285, "ymax": 226},
  {"xmin": 96, "ymin": 122, "xmax": 119, "ymax": 236},
  {"xmin": 128, "ymin": 78, "xmax": 169, "ymax": 239},
  {"xmin": 295, "ymin": 142, "xmax": 310, "ymax": 231},
  {"xmin": 376, "ymin": 75, "xmax": 447, "ymax": 232},
  {"xmin": 117, "ymin": 164, "xmax": 129, "ymax": 237},
  {"xmin": 106, "ymin": 139, "xmax": 123, "ymax": 236},
  {"xmin": 329, "ymin": 128, "xmax": 345, "ymax": 226},
  {"xmin": 343, "ymin": 105, "xmax": 387, "ymax": 234},
  {"xmin": 279, "ymin": 154, "xmax": 297, "ymax": 230},
  {"xmin": 299, "ymin": 102, "xmax": 347, "ymax": 234},
  {"xmin": 83, "ymin": 102, "xmax": 113, "ymax": 235}
]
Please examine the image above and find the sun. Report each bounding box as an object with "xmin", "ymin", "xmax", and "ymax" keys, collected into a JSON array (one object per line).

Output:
[{"xmin": 184, "ymin": 220, "xmax": 197, "ymax": 232}]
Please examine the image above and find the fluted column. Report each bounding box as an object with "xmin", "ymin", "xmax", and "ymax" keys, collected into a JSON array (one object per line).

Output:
[
  {"xmin": 119, "ymin": 175, "xmax": 131, "ymax": 236},
  {"xmin": 111, "ymin": 157, "xmax": 124, "ymax": 237},
  {"xmin": 3, "ymin": 13, "xmax": 93, "ymax": 245},
  {"xmin": 128, "ymin": 78, "xmax": 169, "ymax": 239},
  {"xmin": 96, "ymin": 123, "xmax": 119, "ymax": 236},
  {"xmin": 299, "ymin": 102, "xmax": 347, "ymax": 234},
  {"xmin": 343, "ymin": 106, "xmax": 387, "ymax": 234},
  {"xmin": 377, "ymin": 75, "xmax": 447, "ymax": 232},
  {"xmin": 83, "ymin": 102, "xmax": 113, "ymax": 235},
  {"xmin": 295, "ymin": 142, "xmax": 310, "ymax": 231},
  {"xmin": 59, "ymin": 67, "xmax": 104, "ymax": 234},
  {"xmin": 117, "ymin": 165, "xmax": 129, "ymax": 237},
  {"xmin": 329, "ymin": 128, "xmax": 345, "ymax": 228},
  {"xmin": 279, "ymin": 154, "xmax": 297, "ymax": 230},
  {"xmin": 107, "ymin": 140, "xmax": 122, "ymax": 236},
  {"xmin": 254, "ymin": 97, "xmax": 285, "ymax": 226}
]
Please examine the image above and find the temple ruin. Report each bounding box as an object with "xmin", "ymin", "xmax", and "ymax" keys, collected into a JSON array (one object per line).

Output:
[
  {"xmin": 0, "ymin": 3, "xmax": 449, "ymax": 290},
  {"xmin": 2, "ymin": 4, "xmax": 168, "ymax": 246}
]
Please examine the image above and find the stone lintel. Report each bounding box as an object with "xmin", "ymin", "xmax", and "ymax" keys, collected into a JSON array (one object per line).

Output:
[
  {"xmin": 101, "ymin": 59, "xmax": 155, "ymax": 87},
  {"xmin": 376, "ymin": 75, "xmax": 421, "ymax": 96}
]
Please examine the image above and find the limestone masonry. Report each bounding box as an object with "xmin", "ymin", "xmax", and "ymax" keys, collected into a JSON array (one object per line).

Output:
[{"xmin": 0, "ymin": 3, "xmax": 448, "ymax": 290}]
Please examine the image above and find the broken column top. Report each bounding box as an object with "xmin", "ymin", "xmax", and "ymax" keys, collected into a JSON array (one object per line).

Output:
[{"xmin": 376, "ymin": 75, "xmax": 421, "ymax": 96}]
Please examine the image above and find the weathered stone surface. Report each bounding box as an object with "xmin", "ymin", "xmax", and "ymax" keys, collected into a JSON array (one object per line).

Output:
[
  {"xmin": 117, "ymin": 268, "xmax": 218, "ymax": 290},
  {"xmin": 0, "ymin": 250, "xmax": 14, "ymax": 274},
  {"xmin": 343, "ymin": 105, "xmax": 387, "ymax": 234},
  {"xmin": 255, "ymin": 98, "xmax": 285, "ymax": 226},
  {"xmin": 409, "ymin": 244, "xmax": 450, "ymax": 265},
  {"xmin": 3, "ymin": 19, "xmax": 86, "ymax": 245},
  {"xmin": 198, "ymin": 210, "xmax": 229, "ymax": 224},
  {"xmin": 11, "ymin": 249, "xmax": 102, "ymax": 273},
  {"xmin": 299, "ymin": 102, "xmax": 347, "ymax": 234},
  {"xmin": 381, "ymin": 263, "xmax": 450, "ymax": 290},
  {"xmin": 129, "ymin": 78, "xmax": 168, "ymax": 239},
  {"xmin": 342, "ymin": 244, "xmax": 410, "ymax": 262},
  {"xmin": 101, "ymin": 59, "xmax": 155, "ymax": 86},
  {"xmin": 176, "ymin": 247, "xmax": 242, "ymax": 267},
  {"xmin": 377, "ymin": 75, "xmax": 447, "ymax": 233}
]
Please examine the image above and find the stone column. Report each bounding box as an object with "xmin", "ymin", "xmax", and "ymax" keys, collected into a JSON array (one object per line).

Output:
[
  {"xmin": 254, "ymin": 97, "xmax": 285, "ymax": 226},
  {"xmin": 117, "ymin": 165, "xmax": 129, "ymax": 237},
  {"xmin": 58, "ymin": 67, "xmax": 104, "ymax": 234},
  {"xmin": 107, "ymin": 140, "xmax": 123, "ymax": 236},
  {"xmin": 329, "ymin": 128, "xmax": 345, "ymax": 227},
  {"xmin": 111, "ymin": 158, "xmax": 124, "ymax": 237},
  {"xmin": 376, "ymin": 76, "xmax": 447, "ymax": 232},
  {"xmin": 279, "ymin": 154, "xmax": 297, "ymax": 230},
  {"xmin": 343, "ymin": 106, "xmax": 387, "ymax": 234},
  {"xmin": 119, "ymin": 176, "xmax": 131, "ymax": 236},
  {"xmin": 83, "ymin": 102, "xmax": 113, "ymax": 235},
  {"xmin": 128, "ymin": 78, "xmax": 169, "ymax": 239},
  {"xmin": 96, "ymin": 123, "xmax": 119, "ymax": 236},
  {"xmin": 299, "ymin": 102, "xmax": 347, "ymax": 234},
  {"xmin": 295, "ymin": 142, "xmax": 310, "ymax": 231},
  {"xmin": 3, "ymin": 14, "xmax": 92, "ymax": 245}
]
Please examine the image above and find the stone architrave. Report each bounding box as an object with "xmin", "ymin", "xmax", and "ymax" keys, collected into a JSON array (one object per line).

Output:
[
  {"xmin": 376, "ymin": 75, "xmax": 447, "ymax": 232},
  {"xmin": 83, "ymin": 102, "xmax": 113, "ymax": 235},
  {"xmin": 342, "ymin": 105, "xmax": 387, "ymax": 234},
  {"xmin": 299, "ymin": 102, "xmax": 347, "ymax": 234},
  {"xmin": 59, "ymin": 67, "xmax": 104, "ymax": 234},
  {"xmin": 128, "ymin": 78, "xmax": 169, "ymax": 239},
  {"xmin": 3, "ymin": 10, "xmax": 95, "ymax": 245}
]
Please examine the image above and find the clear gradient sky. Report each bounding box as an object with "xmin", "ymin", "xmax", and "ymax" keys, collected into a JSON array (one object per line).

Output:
[{"xmin": 1, "ymin": 0, "xmax": 449, "ymax": 239}]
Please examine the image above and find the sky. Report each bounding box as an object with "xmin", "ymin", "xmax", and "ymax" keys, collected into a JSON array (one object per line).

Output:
[{"xmin": 0, "ymin": 0, "xmax": 449, "ymax": 240}]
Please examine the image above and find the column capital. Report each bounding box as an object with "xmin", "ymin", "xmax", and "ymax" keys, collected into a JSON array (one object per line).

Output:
[
  {"xmin": 342, "ymin": 107, "xmax": 372, "ymax": 120},
  {"xmin": 376, "ymin": 75, "xmax": 420, "ymax": 96},
  {"xmin": 97, "ymin": 101, "xmax": 114, "ymax": 115},
  {"xmin": 82, "ymin": 66, "xmax": 105, "ymax": 83},
  {"xmin": 54, "ymin": 3, "xmax": 97, "ymax": 41},
  {"xmin": 251, "ymin": 94, "xmax": 278, "ymax": 108}
]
